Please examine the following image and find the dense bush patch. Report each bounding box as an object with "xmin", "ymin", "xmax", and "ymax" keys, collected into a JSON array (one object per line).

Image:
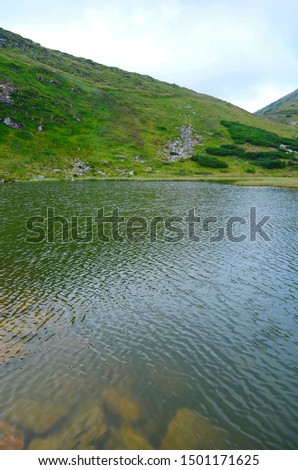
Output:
[
  {"xmin": 221, "ymin": 120, "xmax": 298, "ymax": 150},
  {"xmin": 206, "ymin": 146, "xmax": 245, "ymax": 157},
  {"xmin": 254, "ymin": 159, "xmax": 286, "ymax": 169},
  {"xmin": 190, "ymin": 154, "xmax": 228, "ymax": 168}
]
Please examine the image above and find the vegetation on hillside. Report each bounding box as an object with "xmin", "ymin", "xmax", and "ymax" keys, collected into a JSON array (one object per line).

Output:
[
  {"xmin": 0, "ymin": 27, "xmax": 297, "ymax": 182},
  {"xmin": 256, "ymin": 89, "xmax": 298, "ymax": 126}
]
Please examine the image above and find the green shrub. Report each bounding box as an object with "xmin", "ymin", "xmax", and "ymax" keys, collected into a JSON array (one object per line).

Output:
[
  {"xmin": 191, "ymin": 154, "xmax": 228, "ymax": 168},
  {"xmin": 244, "ymin": 151, "xmax": 281, "ymax": 160},
  {"xmin": 206, "ymin": 146, "xmax": 245, "ymax": 157},
  {"xmin": 254, "ymin": 159, "xmax": 286, "ymax": 169},
  {"xmin": 246, "ymin": 168, "xmax": 256, "ymax": 174},
  {"xmin": 221, "ymin": 120, "xmax": 298, "ymax": 150}
]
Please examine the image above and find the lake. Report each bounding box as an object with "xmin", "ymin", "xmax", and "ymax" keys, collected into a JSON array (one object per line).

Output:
[{"xmin": 0, "ymin": 181, "xmax": 297, "ymax": 449}]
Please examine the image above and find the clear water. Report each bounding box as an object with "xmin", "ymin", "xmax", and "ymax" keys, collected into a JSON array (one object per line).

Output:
[{"xmin": 0, "ymin": 181, "xmax": 297, "ymax": 449}]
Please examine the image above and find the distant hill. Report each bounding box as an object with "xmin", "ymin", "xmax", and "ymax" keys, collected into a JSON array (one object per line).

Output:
[
  {"xmin": 256, "ymin": 89, "xmax": 298, "ymax": 126},
  {"xmin": 0, "ymin": 27, "xmax": 297, "ymax": 181}
]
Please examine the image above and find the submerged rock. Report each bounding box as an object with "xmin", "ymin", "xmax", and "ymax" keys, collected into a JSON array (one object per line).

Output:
[
  {"xmin": 160, "ymin": 408, "xmax": 226, "ymax": 450},
  {"xmin": 0, "ymin": 420, "xmax": 24, "ymax": 449},
  {"xmin": 7, "ymin": 400, "xmax": 67, "ymax": 434},
  {"xmin": 29, "ymin": 405, "xmax": 107, "ymax": 450},
  {"xmin": 106, "ymin": 426, "xmax": 153, "ymax": 450},
  {"xmin": 102, "ymin": 388, "xmax": 141, "ymax": 423}
]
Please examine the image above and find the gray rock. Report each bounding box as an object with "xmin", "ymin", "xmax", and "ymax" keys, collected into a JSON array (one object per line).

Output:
[
  {"xmin": 0, "ymin": 83, "xmax": 14, "ymax": 104},
  {"xmin": 134, "ymin": 155, "xmax": 145, "ymax": 163},
  {"xmin": 160, "ymin": 125, "xmax": 205, "ymax": 162},
  {"xmin": 72, "ymin": 159, "xmax": 91, "ymax": 174},
  {"xmin": 3, "ymin": 117, "xmax": 24, "ymax": 129}
]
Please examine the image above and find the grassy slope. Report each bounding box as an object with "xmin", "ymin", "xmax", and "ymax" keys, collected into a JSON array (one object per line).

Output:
[
  {"xmin": 256, "ymin": 89, "xmax": 298, "ymax": 126},
  {"xmin": 0, "ymin": 27, "xmax": 297, "ymax": 184}
]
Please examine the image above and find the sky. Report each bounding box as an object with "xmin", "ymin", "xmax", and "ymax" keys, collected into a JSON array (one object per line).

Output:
[{"xmin": 1, "ymin": 0, "xmax": 298, "ymax": 112}]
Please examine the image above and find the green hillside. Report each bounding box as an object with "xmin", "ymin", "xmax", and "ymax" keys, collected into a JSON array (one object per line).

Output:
[
  {"xmin": 0, "ymin": 27, "xmax": 297, "ymax": 182},
  {"xmin": 256, "ymin": 89, "xmax": 298, "ymax": 126}
]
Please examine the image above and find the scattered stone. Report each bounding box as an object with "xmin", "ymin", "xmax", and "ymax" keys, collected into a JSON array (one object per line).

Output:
[
  {"xmin": 160, "ymin": 408, "xmax": 226, "ymax": 450},
  {"xmin": 28, "ymin": 405, "xmax": 107, "ymax": 450},
  {"xmin": 96, "ymin": 170, "xmax": 106, "ymax": 176},
  {"xmin": 106, "ymin": 426, "xmax": 153, "ymax": 450},
  {"xmin": 127, "ymin": 170, "xmax": 134, "ymax": 176},
  {"xmin": 280, "ymin": 144, "xmax": 294, "ymax": 153},
  {"xmin": 0, "ymin": 420, "xmax": 24, "ymax": 449},
  {"xmin": 37, "ymin": 125, "xmax": 43, "ymax": 132},
  {"xmin": 72, "ymin": 159, "xmax": 91, "ymax": 174},
  {"xmin": 3, "ymin": 117, "xmax": 24, "ymax": 129},
  {"xmin": 102, "ymin": 388, "xmax": 141, "ymax": 423},
  {"xmin": 7, "ymin": 400, "xmax": 67, "ymax": 434},
  {"xmin": 134, "ymin": 155, "xmax": 145, "ymax": 163},
  {"xmin": 115, "ymin": 155, "xmax": 127, "ymax": 160},
  {"xmin": 0, "ymin": 83, "xmax": 14, "ymax": 104},
  {"xmin": 160, "ymin": 125, "xmax": 204, "ymax": 162}
]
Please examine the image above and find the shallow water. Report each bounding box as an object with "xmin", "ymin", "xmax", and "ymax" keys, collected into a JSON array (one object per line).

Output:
[{"xmin": 0, "ymin": 181, "xmax": 297, "ymax": 449}]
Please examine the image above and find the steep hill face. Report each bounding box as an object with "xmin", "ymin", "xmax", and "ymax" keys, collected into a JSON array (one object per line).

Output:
[
  {"xmin": 256, "ymin": 89, "xmax": 298, "ymax": 126},
  {"xmin": 0, "ymin": 27, "xmax": 297, "ymax": 180}
]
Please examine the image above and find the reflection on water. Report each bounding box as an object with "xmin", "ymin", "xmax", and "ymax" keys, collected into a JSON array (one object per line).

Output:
[{"xmin": 0, "ymin": 181, "xmax": 297, "ymax": 449}]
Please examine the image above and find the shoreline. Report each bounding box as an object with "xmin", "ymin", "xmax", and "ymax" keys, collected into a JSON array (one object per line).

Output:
[{"xmin": 2, "ymin": 176, "xmax": 298, "ymax": 188}]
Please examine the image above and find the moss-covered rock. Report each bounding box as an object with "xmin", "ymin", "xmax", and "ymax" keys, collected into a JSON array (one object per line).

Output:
[
  {"xmin": 28, "ymin": 404, "xmax": 107, "ymax": 450},
  {"xmin": 7, "ymin": 400, "xmax": 67, "ymax": 434},
  {"xmin": 160, "ymin": 408, "xmax": 226, "ymax": 450},
  {"xmin": 106, "ymin": 426, "xmax": 153, "ymax": 450},
  {"xmin": 102, "ymin": 388, "xmax": 141, "ymax": 423}
]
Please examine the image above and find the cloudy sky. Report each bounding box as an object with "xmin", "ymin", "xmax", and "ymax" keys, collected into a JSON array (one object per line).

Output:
[{"xmin": 1, "ymin": 0, "xmax": 297, "ymax": 112}]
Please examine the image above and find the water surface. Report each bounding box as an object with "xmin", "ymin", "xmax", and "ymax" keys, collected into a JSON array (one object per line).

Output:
[{"xmin": 0, "ymin": 181, "xmax": 297, "ymax": 449}]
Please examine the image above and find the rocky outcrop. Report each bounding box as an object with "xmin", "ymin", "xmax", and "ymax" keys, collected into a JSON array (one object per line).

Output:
[
  {"xmin": 72, "ymin": 159, "xmax": 91, "ymax": 175},
  {"xmin": 160, "ymin": 125, "xmax": 204, "ymax": 162}
]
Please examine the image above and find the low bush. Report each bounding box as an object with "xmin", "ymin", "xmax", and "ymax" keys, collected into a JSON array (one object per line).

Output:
[
  {"xmin": 254, "ymin": 159, "xmax": 286, "ymax": 169},
  {"xmin": 206, "ymin": 146, "xmax": 245, "ymax": 157},
  {"xmin": 221, "ymin": 120, "xmax": 298, "ymax": 150},
  {"xmin": 191, "ymin": 154, "xmax": 228, "ymax": 168}
]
